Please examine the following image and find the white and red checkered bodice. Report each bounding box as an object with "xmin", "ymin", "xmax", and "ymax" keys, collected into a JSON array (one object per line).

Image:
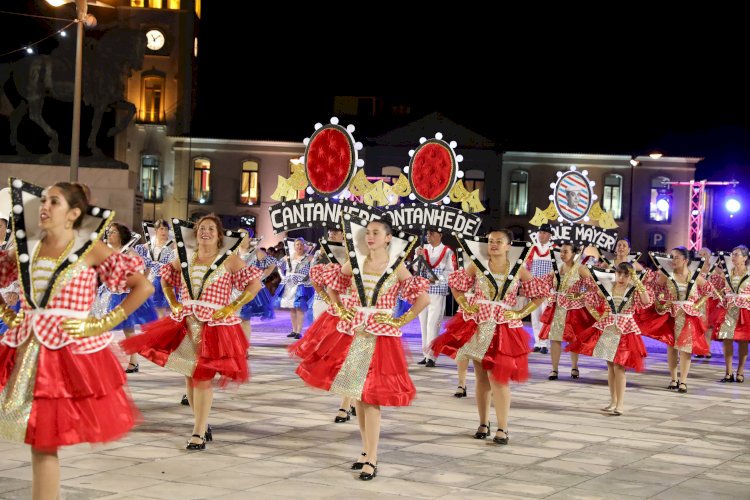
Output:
[
  {"xmin": 0, "ymin": 250, "xmax": 143, "ymax": 353},
  {"xmin": 314, "ymin": 263, "xmax": 429, "ymax": 337},
  {"xmin": 449, "ymin": 267, "xmax": 548, "ymax": 328},
  {"xmin": 161, "ymin": 261, "xmax": 261, "ymax": 326},
  {"xmin": 589, "ymin": 286, "xmax": 652, "ymax": 334}
]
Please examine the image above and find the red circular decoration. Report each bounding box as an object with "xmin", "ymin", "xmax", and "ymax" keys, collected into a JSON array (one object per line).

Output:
[
  {"xmin": 409, "ymin": 141, "xmax": 456, "ymax": 203},
  {"xmin": 305, "ymin": 125, "xmax": 355, "ymax": 196}
]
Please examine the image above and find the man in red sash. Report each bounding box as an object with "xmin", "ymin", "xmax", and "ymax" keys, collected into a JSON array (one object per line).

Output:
[
  {"xmin": 527, "ymin": 224, "xmax": 554, "ymax": 354},
  {"xmin": 414, "ymin": 230, "xmax": 454, "ymax": 367}
]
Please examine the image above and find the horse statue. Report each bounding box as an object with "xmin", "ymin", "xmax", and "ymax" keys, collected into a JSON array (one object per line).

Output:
[{"xmin": 0, "ymin": 27, "xmax": 145, "ymax": 157}]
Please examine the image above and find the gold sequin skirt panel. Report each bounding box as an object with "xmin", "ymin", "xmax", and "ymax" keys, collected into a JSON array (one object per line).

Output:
[
  {"xmin": 329, "ymin": 330, "xmax": 377, "ymax": 401},
  {"xmin": 0, "ymin": 336, "xmax": 39, "ymax": 443},
  {"xmin": 163, "ymin": 316, "xmax": 200, "ymax": 377},
  {"xmin": 718, "ymin": 306, "xmax": 740, "ymax": 340}
]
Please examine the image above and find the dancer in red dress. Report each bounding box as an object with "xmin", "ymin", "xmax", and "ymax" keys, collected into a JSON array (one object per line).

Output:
[
  {"xmin": 0, "ymin": 179, "xmax": 152, "ymax": 499},
  {"xmin": 293, "ymin": 216, "xmax": 429, "ymax": 480},
  {"xmin": 713, "ymin": 246, "xmax": 750, "ymax": 382},
  {"xmin": 645, "ymin": 247, "xmax": 713, "ymax": 393},
  {"xmin": 431, "ymin": 229, "xmax": 547, "ymax": 445},
  {"xmin": 567, "ymin": 262, "xmax": 651, "ymax": 415},
  {"xmin": 537, "ymin": 242, "xmax": 596, "ymax": 381},
  {"xmin": 121, "ymin": 214, "xmax": 261, "ymax": 450}
]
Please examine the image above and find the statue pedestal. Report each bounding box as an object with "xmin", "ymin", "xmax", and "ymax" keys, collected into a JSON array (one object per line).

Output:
[{"xmin": 0, "ymin": 158, "xmax": 140, "ymax": 228}]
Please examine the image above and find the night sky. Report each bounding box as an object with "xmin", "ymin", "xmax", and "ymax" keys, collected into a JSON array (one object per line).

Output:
[{"xmin": 2, "ymin": 2, "xmax": 750, "ymax": 248}]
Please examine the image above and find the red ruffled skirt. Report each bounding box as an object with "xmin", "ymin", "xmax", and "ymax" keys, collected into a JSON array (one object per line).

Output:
[
  {"xmin": 711, "ymin": 306, "xmax": 750, "ymax": 341},
  {"xmin": 637, "ymin": 308, "xmax": 709, "ymax": 354},
  {"xmin": 0, "ymin": 339, "xmax": 139, "ymax": 451},
  {"xmin": 538, "ymin": 304, "xmax": 594, "ymax": 342},
  {"xmin": 636, "ymin": 306, "xmax": 675, "ymax": 345},
  {"xmin": 121, "ymin": 316, "xmax": 249, "ymax": 387},
  {"xmin": 288, "ymin": 312, "xmax": 340, "ymax": 360},
  {"xmin": 566, "ymin": 327, "xmax": 647, "ymax": 371},
  {"xmin": 294, "ymin": 325, "xmax": 416, "ymax": 407},
  {"xmin": 431, "ymin": 313, "xmax": 532, "ymax": 384}
]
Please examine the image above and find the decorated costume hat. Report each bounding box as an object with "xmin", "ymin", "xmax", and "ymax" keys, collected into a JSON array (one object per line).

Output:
[
  {"xmin": 342, "ymin": 214, "xmax": 417, "ymax": 307},
  {"xmin": 142, "ymin": 220, "xmax": 175, "ymax": 249},
  {"xmin": 455, "ymin": 233, "xmax": 531, "ymax": 302},
  {"xmin": 587, "ymin": 266, "xmax": 648, "ymax": 315},
  {"xmin": 1, "ymin": 178, "xmax": 113, "ymax": 308},
  {"xmin": 649, "ymin": 251, "xmax": 705, "ymax": 299},
  {"xmin": 171, "ymin": 217, "xmax": 244, "ymax": 301}
]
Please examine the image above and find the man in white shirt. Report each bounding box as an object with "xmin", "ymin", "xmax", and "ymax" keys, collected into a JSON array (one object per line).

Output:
[
  {"xmin": 414, "ymin": 230, "xmax": 454, "ymax": 367},
  {"xmin": 527, "ymin": 223, "xmax": 554, "ymax": 354}
]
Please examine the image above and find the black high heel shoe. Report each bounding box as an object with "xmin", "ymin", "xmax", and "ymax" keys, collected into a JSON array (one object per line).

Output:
[
  {"xmin": 186, "ymin": 434, "xmax": 206, "ymax": 450},
  {"xmin": 350, "ymin": 405, "xmax": 356, "ymax": 417},
  {"xmin": 351, "ymin": 452, "xmax": 367, "ymax": 470},
  {"xmin": 454, "ymin": 386, "xmax": 467, "ymax": 398},
  {"xmin": 334, "ymin": 408, "xmax": 350, "ymax": 423},
  {"xmin": 205, "ymin": 424, "xmax": 213, "ymax": 442},
  {"xmin": 493, "ymin": 428, "xmax": 509, "ymax": 445},
  {"xmin": 125, "ymin": 362, "xmax": 139, "ymax": 373},
  {"xmin": 474, "ymin": 423, "xmax": 490, "ymax": 439},
  {"xmin": 359, "ymin": 462, "xmax": 377, "ymax": 480}
]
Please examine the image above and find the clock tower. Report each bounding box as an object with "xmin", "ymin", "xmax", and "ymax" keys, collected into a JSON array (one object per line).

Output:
[{"xmin": 112, "ymin": 0, "xmax": 200, "ymax": 224}]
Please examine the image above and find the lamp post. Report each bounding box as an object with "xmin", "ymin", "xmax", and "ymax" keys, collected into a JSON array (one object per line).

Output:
[{"xmin": 46, "ymin": 0, "xmax": 99, "ymax": 182}]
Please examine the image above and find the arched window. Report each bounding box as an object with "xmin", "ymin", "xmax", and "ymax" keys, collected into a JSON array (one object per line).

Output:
[
  {"xmin": 240, "ymin": 160, "xmax": 260, "ymax": 205},
  {"xmin": 649, "ymin": 176, "xmax": 671, "ymax": 223},
  {"xmin": 507, "ymin": 170, "xmax": 528, "ymax": 216},
  {"xmin": 603, "ymin": 174, "xmax": 622, "ymax": 219},
  {"xmin": 191, "ymin": 158, "xmax": 211, "ymax": 203},
  {"xmin": 140, "ymin": 155, "xmax": 162, "ymax": 202},
  {"xmin": 140, "ymin": 71, "xmax": 165, "ymax": 123}
]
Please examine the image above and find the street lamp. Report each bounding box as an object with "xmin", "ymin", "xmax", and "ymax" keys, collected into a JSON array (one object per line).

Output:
[{"xmin": 45, "ymin": 0, "xmax": 107, "ymax": 182}]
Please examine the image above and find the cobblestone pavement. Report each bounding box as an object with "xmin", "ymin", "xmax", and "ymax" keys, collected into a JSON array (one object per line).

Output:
[{"xmin": 1, "ymin": 312, "xmax": 748, "ymax": 499}]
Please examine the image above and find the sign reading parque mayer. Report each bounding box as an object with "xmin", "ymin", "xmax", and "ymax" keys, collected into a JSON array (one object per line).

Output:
[{"xmin": 268, "ymin": 198, "xmax": 482, "ymax": 236}]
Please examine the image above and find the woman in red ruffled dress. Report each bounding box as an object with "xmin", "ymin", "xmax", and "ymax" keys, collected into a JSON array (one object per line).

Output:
[
  {"xmin": 567, "ymin": 262, "xmax": 651, "ymax": 415},
  {"xmin": 0, "ymin": 180, "xmax": 152, "ymax": 499},
  {"xmin": 538, "ymin": 243, "xmax": 597, "ymax": 381},
  {"xmin": 643, "ymin": 246, "xmax": 712, "ymax": 393},
  {"xmin": 122, "ymin": 215, "xmax": 261, "ymax": 450},
  {"xmin": 431, "ymin": 229, "xmax": 547, "ymax": 446},
  {"xmin": 713, "ymin": 245, "xmax": 750, "ymax": 382},
  {"xmin": 292, "ymin": 217, "xmax": 429, "ymax": 481}
]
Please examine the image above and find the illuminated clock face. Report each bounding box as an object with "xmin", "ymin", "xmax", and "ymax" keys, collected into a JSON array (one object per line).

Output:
[{"xmin": 146, "ymin": 29, "xmax": 165, "ymax": 51}]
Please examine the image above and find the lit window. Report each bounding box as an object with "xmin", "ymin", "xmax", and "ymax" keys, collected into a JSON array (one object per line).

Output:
[
  {"xmin": 149, "ymin": 0, "xmax": 162, "ymax": 8},
  {"xmin": 131, "ymin": 0, "xmax": 145, "ymax": 6},
  {"xmin": 507, "ymin": 169, "xmax": 528, "ymax": 216},
  {"xmin": 140, "ymin": 156, "xmax": 162, "ymax": 202},
  {"xmin": 649, "ymin": 176, "xmax": 672, "ymax": 223},
  {"xmin": 195, "ymin": 0, "xmax": 201, "ymax": 17},
  {"xmin": 240, "ymin": 160, "xmax": 260, "ymax": 205},
  {"xmin": 464, "ymin": 169, "xmax": 486, "ymax": 209},
  {"xmin": 191, "ymin": 158, "xmax": 211, "ymax": 203},
  {"xmin": 603, "ymin": 174, "xmax": 622, "ymax": 219},
  {"xmin": 168, "ymin": 0, "xmax": 180, "ymax": 8},
  {"xmin": 140, "ymin": 72, "xmax": 165, "ymax": 123}
]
